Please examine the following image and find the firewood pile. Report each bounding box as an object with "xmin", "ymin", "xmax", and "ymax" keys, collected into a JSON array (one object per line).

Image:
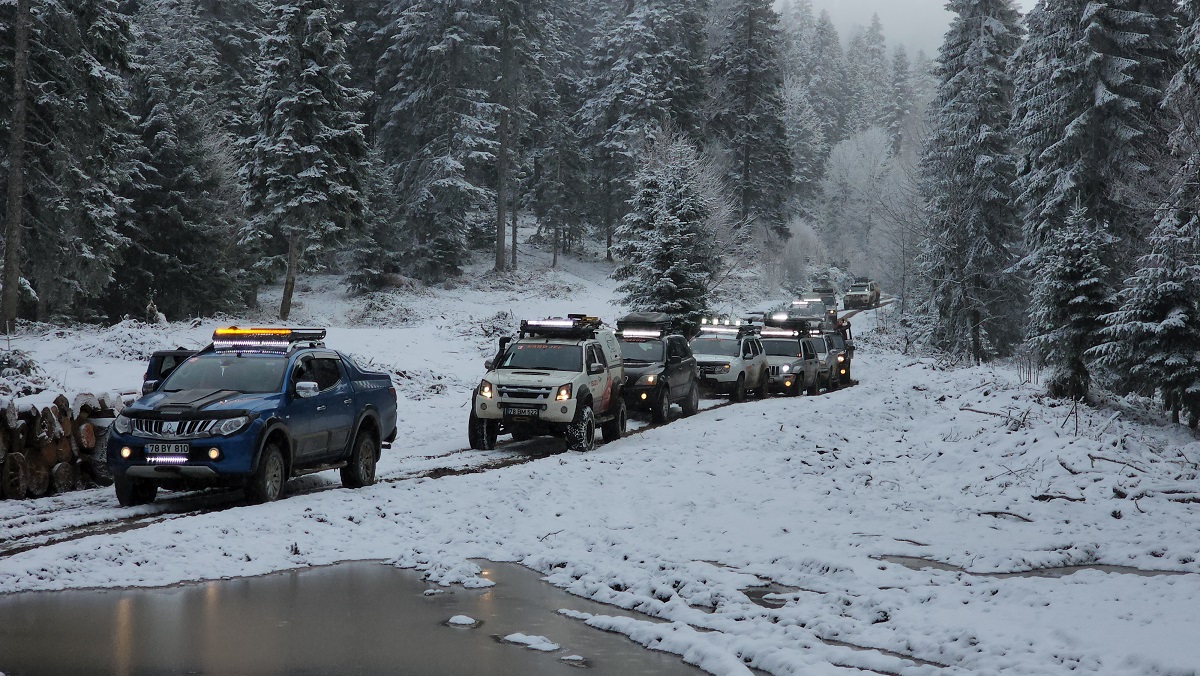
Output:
[{"xmin": 0, "ymin": 392, "xmax": 126, "ymax": 499}]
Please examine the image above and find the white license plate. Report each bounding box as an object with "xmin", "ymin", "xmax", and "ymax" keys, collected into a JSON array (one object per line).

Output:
[
  {"xmin": 505, "ymin": 406, "xmax": 540, "ymax": 418},
  {"xmin": 146, "ymin": 443, "xmax": 189, "ymax": 455}
]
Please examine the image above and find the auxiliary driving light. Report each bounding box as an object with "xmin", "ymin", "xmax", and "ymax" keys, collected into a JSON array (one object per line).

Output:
[
  {"xmin": 641, "ymin": 393, "xmax": 648, "ymax": 400},
  {"xmin": 120, "ymin": 446, "xmax": 132, "ymax": 459},
  {"xmin": 784, "ymin": 380, "xmax": 792, "ymax": 388},
  {"xmin": 208, "ymin": 448, "xmax": 221, "ymax": 460}
]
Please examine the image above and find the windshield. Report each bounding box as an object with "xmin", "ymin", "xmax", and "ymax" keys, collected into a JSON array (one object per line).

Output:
[
  {"xmin": 791, "ymin": 302, "xmax": 824, "ymax": 316},
  {"xmin": 499, "ymin": 343, "xmax": 582, "ymax": 371},
  {"xmin": 620, "ymin": 339, "xmax": 664, "ymax": 363},
  {"xmin": 850, "ymin": 285, "xmax": 869, "ymax": 292},
  {"xmin": 762, "ymin": 339, "xmax": 802, "ymax": 357},
  {"xmin": 689, "ymin": 337, "xmax": 739, "ymax": 357},
  {"xmin": 827, "ymin": 334, "xmax": 846, "ymax": 350},
  {"xmin": 812, "ymin": 340, "xmax": 827, "ymax": 356},
  {"xmin": 161, "ymin": 354, "xmax": 288, "ymax": 394}
]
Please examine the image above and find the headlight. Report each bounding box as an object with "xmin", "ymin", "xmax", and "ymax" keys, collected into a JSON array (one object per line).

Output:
[
  {"xmin": 837, "ymin": 355, "xmax": 845, "ymax": 363},
  {"xmin": 780, "ymin": 364, "xmax": 791, "ymax": 373},
  {"xmin": 213, "ymin": 416, "xmax": 252, "ymax": 436},
  {"xmin": 555, "ymin": 383, "xmax": 572, "ymax": 401},
  {"xmin": 636, "ymin": 373, "xmax": 660, "ymax": 386},
  {"xmin": 113, "ymin": 414, "xmax": 132, "ymax": 435},
  {"xmin": 479, "ymin": 379, "xmax": 493, "ymax": 398},
  {"xmin": 722, "ymin": 364, "xmax": 731, "ymax": 373}
]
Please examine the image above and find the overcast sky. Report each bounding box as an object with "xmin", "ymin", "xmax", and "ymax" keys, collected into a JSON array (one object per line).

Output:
[{"xmin": 807, "ymin": 0, "xmax": 1039, "ymax": 56}]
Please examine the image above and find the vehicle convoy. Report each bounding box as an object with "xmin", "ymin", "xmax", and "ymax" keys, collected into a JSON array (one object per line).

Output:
[
  {"xmin": 689, "ymin": 319, "xmax": 770, "ymax": 402},
  {"xmin": 843, "ymin": 279, "xmax": 881, "ymax": 309},
  {"xmin": 616, "ymin": 312, "xmax": 700, "ymax": 423},
  {"xmin": 470, "ymin": 315, "xmax": 626, "ymax": 452},
  {"xmin": 107, "ymin": 328, "xmax": 399, "ymax": 507},
  {"xmin": 760, "ymin": 323, "xmax": 821, "ymax": 396},
  {"xmin": 802, "ymin": 288, "xmax": 839, "ymax": 323}
]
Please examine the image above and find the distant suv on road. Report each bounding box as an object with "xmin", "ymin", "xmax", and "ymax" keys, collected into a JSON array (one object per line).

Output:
[
  {"xmin": 844, "ymin": 279, "xmax": 881, "ymax": 309},
  {"xmin": 760, "ymin": 324, "xmax": 821, "ymax": 396},
  {"xmin": 689, "ymin": 320, "xmax": 769, "ymax": 402},
  {"xmin": 470, "ymin": 315, "xmax": 626, "ymax": 452},
  {"xmin": 108, "ymin": 328, "xmax": 399, "ymax": 507},
  {"xmin": 616, "ymin": 312, "xmax": 700, "ymax": 422},
  {"xmin": 802, "ymin": 288, "xmax": 839, "ymax": 323}
]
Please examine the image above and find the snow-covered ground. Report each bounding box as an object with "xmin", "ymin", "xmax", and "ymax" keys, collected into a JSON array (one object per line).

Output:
[{"xmin": 1, "ymin": 249, "xmax": 1198, "ymax": 676}]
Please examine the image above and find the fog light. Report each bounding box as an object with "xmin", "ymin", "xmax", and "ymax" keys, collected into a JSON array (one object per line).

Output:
[
  {"xmin": 120, "ymin": 446, "xmax": 132, "ymax": 459},
  {"xmin": 840, "ymin": 369, "xmax": 847, "ymax": 375},
  {"xmin": 784, "ymin": 381, "xmax": 792, "ymax": 388},
  {"xmin": 640, "ymin": 393, "xmax": 647, "ymax": 400},
  {"xmin": 560, "ymin": 406, "xmax": 568, "ymax": 414},
  {"xmin": 208, "ymin": 448, "xmax": 221, "ymax": 460},
  {"xmin": 480, "ymin": 402, "xmax": 488, "ymax": 411}
]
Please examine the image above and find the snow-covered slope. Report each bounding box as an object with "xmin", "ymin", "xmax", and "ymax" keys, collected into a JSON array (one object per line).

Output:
[{"xmin": 1, "ymin": 254, "xmax": 1197, "ymax": 675}]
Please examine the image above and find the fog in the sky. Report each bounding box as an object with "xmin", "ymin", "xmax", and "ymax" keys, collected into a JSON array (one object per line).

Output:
[{"xmin": 805, "ymin": 0, "xmax": 1039, "ymax": 56}]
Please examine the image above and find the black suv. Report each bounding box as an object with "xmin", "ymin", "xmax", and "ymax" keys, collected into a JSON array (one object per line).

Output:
[{"xmin": 616, "ymin": 313, "xmax": 700, "ymax": 423}]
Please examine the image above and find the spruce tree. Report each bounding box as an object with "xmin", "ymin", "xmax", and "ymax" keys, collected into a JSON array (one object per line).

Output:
[
  {"xmin": 844, "ymin": 14, "xmax": 889, "ymax": 132},
  {"xmin": 920, "ymin": 0, "xmax": 1024, "ymax": 362},
  {"xmin": 613, "ymin": 124, "xmax": 723, "ymax": 334},
  {"xmin": 377, "ymin": 0, "xmax": 496, "ymax": 281},
  {"xmin": 243, "ymin": 0, "xmax": 369, "ymax": 320},
  {"xmin": 707, "ymin": 0, "xmax": 793, "ymax": 240},
  {"xmin": 883, "ymin": 45, "xmax": 913, "ymax": 155},
  {"xmin": 805, "ymin": 11, "xmax": 850, "ymax": 148},
  {"xmin": 1029, "ymin": 205, "xmax": 1113, "ymax": 400}
]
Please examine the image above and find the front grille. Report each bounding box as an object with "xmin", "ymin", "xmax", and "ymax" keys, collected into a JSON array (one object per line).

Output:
[
  {"xmin": 699, "ymin": 363, "xmax": 727, "ymax": 374},
  {"xmin": 132, "ymin": 418, "xmax": 218, "ymax": 440},
  {"xmin": 497, "ymin": 384, "xmax": 555, "ymax": 399},
  {"xmin": 768, "ymin": 365, "xmax": 781, "ymax": 376}
]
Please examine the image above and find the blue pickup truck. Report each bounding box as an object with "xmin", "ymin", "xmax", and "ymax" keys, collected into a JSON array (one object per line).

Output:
[{"xmin": 107, "ymin": 327, "xmax": 398, "ymax": 506}]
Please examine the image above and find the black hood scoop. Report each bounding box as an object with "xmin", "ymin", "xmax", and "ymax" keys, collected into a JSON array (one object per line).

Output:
[{"xmin": 154, "ymin": 389, "xmax": 241, "ymax": 413}]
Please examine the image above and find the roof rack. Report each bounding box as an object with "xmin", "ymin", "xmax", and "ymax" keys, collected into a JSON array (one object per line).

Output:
[
  {"xmin": 616, "ymin": 312, "xmax": 673, "ymax": 339},
  {"xmin": 211, "ymin": 327, "xmax": 327, "ymax": 352},
  {"xmin": 520, "ymin": 315, "xmax": 604, "ymax": 339},
  {"xmin": 698, "ymin": 317, "xmax": 758, "ymax": 338}
]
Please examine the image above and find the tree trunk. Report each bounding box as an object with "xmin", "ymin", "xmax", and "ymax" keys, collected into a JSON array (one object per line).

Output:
[
  {"xmin": 280, "ymin": 234, "xmax": 300, "ymax": 321},
  {"xmin": 604, "ymin": 177, "xmax": 614, "ymax": 261},
  {"xmin": 494, "ymin": 13, "xmax": 512, "ymax": 273},
  {"xmin": 2, "ymin": 0, "xmax": 32, "ymax": 332},
  {"xmin": 510, "ymin": 187, "xmax": 518, "ymax": 269},
  {"xmin": 552, "ymin": 226, "xmax": 559, "ymax": 268}
]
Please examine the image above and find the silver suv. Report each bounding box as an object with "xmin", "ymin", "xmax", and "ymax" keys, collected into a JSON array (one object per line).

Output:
[
  {"xmin": 689, "ymin": 322, "xmax": 770, "ymax": 402},
  {"xmin": 470, "ymin": 316, "xmax": 626, "ymax": 452}
]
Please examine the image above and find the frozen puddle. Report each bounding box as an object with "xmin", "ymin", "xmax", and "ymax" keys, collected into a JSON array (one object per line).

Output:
[
  {"xmin": 0, "ymin": 561, "xmax": 703, "ymax": 676},
  {"xmin": 876, "ymin": 555, "xmax": 1194, "ymax": 578}
]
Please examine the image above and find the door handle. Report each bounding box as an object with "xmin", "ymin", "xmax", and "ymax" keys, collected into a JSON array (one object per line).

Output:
[
  {"xmin": 343, "ymin": 399, "xmax": 352, "ymax": 404},
  {"xmin": 317, "ymin": 405, "xmax": 327, "ymax": 411}
]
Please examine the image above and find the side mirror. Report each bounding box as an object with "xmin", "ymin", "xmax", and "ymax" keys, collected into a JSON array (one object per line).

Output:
[
  {"xmin": 141, "ymin": 380, "xmax": 159, "ymax": 396},
  {"xmin": 484, "ymin": 359, "xmax": 494, "ymax": 370},
  {"xmin": 588, "ymin": 362, "xmax": 605, "ymax": 375},
  {"xmin": 295, "ymin": 381, "xmax": 320, "ymax": 398}
]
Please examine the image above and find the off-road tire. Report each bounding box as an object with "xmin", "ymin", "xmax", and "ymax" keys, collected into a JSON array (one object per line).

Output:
[
  {"xmin": 114, "ymin": 473, "xmax": 157, "ymax": 507},
  {"xmin": 651, "ymin": 388, "xmax": 671, "ymax": 423},
  {"xmin": 807, "ymin": 377, "xmax": 820, "ymax": 396},
  {"xmin": 788, "ymin": 378, "xmax": 802, "ymax": 396},
  {"xmin": 681, "ymin": 382, "xmax": 700, "ymax": 416},
  {"xmin": 601, "ymin": 398, "xmax": 627, "ymax": 442},
  {"xmin": 468, "ymin": 409, "xmax": 498, "ymax": 450},
  {"xmin": 755, "ymin": 371, "xmax": 769, "ymax": 399},
  {"xmin": 827, "ymin": 370, "xmax": 840, "ymax": 391},
  {"xmin": 730, "ymin": 374, "xmax": 747, "ymax": 402},
  {"xmin": 841, "ymin": 365, "xmax": 852, "ymax": 385},
  {"xmin": 566, "ymin": 405, "xmax": 596, "ymax": 452},
  {"xmin": 246, "ymin": 443, "xmax": 285, "ymax": 504},
  {"xmin": 341, "ymin": 428, "xmax": 378, "ymax": 488}
]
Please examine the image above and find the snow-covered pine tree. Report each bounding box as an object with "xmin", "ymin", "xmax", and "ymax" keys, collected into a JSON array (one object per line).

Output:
[
  {"xmin": 844, "ymin": 13, "xmax": 889, "ymax": 133},
  {"xmin": 376, "ymin": 0, "xmax": 496, "ymax": 281},
  {"xmin": 779, "ymin": 0, "xmax": 816, "ymax": 80},
  {"xmin": 346, "ymin": 148, "xmax": 402, "ymax": 292},
  {"xmin": 1091, "ymin": 1, "xmax": 1200, "ymax": 424},
  {"xmin": 103, "ymin": 0, "xmax": 245, "ymax": 319},
  {"xmin": 882, "ymin": 45, "xmax": 913, "ymax": 156},
  {"xmin": 782, "ymin": 75, "xmax": 827, "ymax": 209},
  {"xmin": 243, "ymin": 0, "xmax": 369, "ymax": 320},
  {"xmin": 0, "ymin": 0, "xmax": 138, "ymax": 321},
  {"xmin": 612, "ymin": 124, "xmax": 723, "ymax": 334},
  {"xmin": 1029, "ymin": 205, "xmax": 1112, "ymax": 400},
  {"xmin": 579, "ymin": 0, "xmax": 709, "ymax": 260},
  {"xmin": 804, "ymin": 11, "xmax": 850, "ymax": 149},
  {"xmin": 919, "ymin": 0, "xmax": 1024, "ymax": 363},
  {"xmin": 707, "ymin": 0, "xmax": 793, "ymax": 241}
]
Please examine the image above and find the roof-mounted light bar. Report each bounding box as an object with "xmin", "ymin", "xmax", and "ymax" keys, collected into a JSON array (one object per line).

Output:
[
  {"xmin": 520, "ymin": 315, "xmax": 604, "ymax": 338},
  {"xmin": 618, "ymin": 328, "xmax": 663, "ymax": 339},
  {"xmin": 212, "ymin": 327, "xmax": 327, "ymax": 351},
  {"xmin": 761, "ymin": 328, "xmax": 800, "ymax": 338}
]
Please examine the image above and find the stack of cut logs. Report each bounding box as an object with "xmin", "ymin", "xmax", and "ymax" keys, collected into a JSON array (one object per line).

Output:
[{"xmin": 0, "ymin": 392, "xmax": 125, "ymax": 499}]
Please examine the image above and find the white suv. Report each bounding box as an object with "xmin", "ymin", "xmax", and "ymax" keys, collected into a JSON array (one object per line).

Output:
[
  {"xmin": 689, "ymin": 323, "xmax": 770, "ymax": 402},
  {"xmin": 470, "ymin": 316, "xmax": 626, "ymax": 452}
]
